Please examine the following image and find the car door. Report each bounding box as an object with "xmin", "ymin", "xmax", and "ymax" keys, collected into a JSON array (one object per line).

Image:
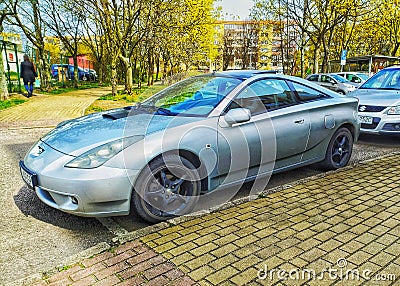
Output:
[
  {"xmin": 216, "ymin": 78, "xmax": 310, "ymax": 186},
  {"xmin": 287, "ymin": 80, "xmax": 336, "ymax": 161},
  {"xmin": 320, "ymin": 75, "xmax": 337, "ymax": 91}
]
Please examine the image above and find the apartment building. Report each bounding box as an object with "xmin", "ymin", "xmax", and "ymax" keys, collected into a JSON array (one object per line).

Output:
[{"xmin": 219, "ymin": 20, "xmax": 298, "ymax": 72}]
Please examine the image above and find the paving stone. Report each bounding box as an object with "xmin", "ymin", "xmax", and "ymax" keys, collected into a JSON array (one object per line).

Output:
[
  {"xmin": 369, "ymin": 252, "xmax": 396, "ymax": 267},
  {"xmin": 188, "ymin": 265, "xmax": 215, "ymax": 281}
]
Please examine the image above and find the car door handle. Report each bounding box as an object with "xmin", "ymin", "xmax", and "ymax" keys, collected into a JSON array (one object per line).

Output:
[{"xmin": 294, "ymin": 119, "xmax": 305, "ymax": 124}]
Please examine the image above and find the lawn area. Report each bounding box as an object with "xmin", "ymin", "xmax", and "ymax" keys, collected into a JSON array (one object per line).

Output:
[
  {"xmin": 0, "ymin": 95, "xmax": 27, "ymax": 111},
  {"xmin": 85, "ymin": 84, "xmax": 167, "ymax": 115},
  {"xmin": 42, "ymin": 82, "xmax": 103, "ymax": 95},
  {"xmin": 85, "ymin": 71, "xmax": 204, "ymax": 115}
]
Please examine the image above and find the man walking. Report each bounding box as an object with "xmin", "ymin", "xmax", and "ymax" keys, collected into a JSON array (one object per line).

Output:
[{"xmin": 20, "ymin": 55, "xmax": 37, "ymax": 97}]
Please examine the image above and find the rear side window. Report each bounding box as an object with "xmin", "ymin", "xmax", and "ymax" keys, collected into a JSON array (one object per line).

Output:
[
  {"xmin": 229, "ymin": 79, "xmax": 298, "ymax": 115},
  {"xmin": 321, "ymin": 75, "xmax": 334, "ymax": 83},
  {"xmin": 290, "ymin": 82, "xmax": 331, "ymax": 102},
  {"xmin": 308, "ymin": 75, "xmax": 318, "ymax": 81}
]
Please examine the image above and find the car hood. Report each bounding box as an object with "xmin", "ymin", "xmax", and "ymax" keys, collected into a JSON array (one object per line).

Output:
[
  {"xmin": 41, "ymin": 108, "xmax": 204, "ymax": 156},
  {"xmin": 350, "ymin": 88, "xmax": 400, "ymax": 106}
]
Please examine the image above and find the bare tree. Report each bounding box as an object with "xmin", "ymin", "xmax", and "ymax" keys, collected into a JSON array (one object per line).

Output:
[
  {"xmin": 41, "ymin": 0, "xmax": 85, "ymax": 88},
  {"xmin": 0, "ymin": 0, "xmax": 17, "ymax": 99},
  {"xmin": 11, "ymin": 0, "xmax": 53, "ymax": 90}
]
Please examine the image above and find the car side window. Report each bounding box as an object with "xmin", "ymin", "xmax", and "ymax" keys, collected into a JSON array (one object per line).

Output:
[
  {"xmin": 290, "ymin": 82, "xmax": 331, "ymax": 102},
  {"xmin": 322, "ymin": 75, "xmax": 335, "ymax": 83},
  {"xmin": 228, "ymin": 79, "xmax": 297, "ymax": 115},
  {"xmin": 308, "ymin": 75, "xmax": 318, "ymax": 81}
]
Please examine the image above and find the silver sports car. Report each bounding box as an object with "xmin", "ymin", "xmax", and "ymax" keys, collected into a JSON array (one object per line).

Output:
[
  {"xmin": 349, "ymin": 66, "xmax": 400, "ymax": 135},
  {"xmin": 20, "ymin": 71, "xmax": 360, "ymax": 222}
]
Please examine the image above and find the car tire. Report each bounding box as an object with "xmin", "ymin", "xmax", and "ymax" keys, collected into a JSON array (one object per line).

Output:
[
  {"xmin": 320, "ymin": 127, "xmax": 353, "ymax": 170},
  {"xmin": 132, "ymin": 155, "xmax": 200, "ymax": 223},
  {"xmin": 82, "ymin": 75, "xmax": 88, "ymax": 81},
  {"xmin": 337, "ymin": 90, "xmax": 346, "ymax": 95}
]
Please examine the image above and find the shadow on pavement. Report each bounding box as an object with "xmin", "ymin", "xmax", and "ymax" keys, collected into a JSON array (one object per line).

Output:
[
  {"xmin": 13, "ymin": 186, "xmax": 111, "ymax": 232},
  {"xmin": 358, "ymin": 133, "xmax": 400, "ymax": 147}
]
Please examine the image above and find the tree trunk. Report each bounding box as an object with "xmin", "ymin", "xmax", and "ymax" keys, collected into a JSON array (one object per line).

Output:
[
  {"xmin": 72, "ymin": 55, "xmax": 79, "ymax": 88},
  {"xmin": 37, "ymin": 48, "xmax": 51, "ymax": 90},
  {"xmin": 0, "ymin": 48, "xmax": 9, "ymax": 100},
  {"xmin": 392, "ymin": 42, "xmax": 400, "ymax": 56},
  {"xmin": 313, "ymin": 46, "xmax": 319, "ymax": 74},
  {"xmin": 120, "ymin": 55, "xmax": 133, "ymax": 94},
  {"xmin": 300, "ymin": 47, "xmax": 305, "ymax": 77},
  {"xmin": 98, "ymin": 66, "xmax": 103, "ymax": 85},
  {"xmin": 155, "ymin": 56, "xmax": 160, "ymax": 81},
  {"xmin": 111, "ymin": 58, "xmax": 118, "ymax": 96}
]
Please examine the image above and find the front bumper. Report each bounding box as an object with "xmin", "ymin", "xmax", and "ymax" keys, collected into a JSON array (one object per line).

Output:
[
  {"xmin": 21, "ymin": 141, "xmax": 141, "ymax": 217},
  {"xmin": 359, "ymin": 112, "xmax": 400, "ymax": 136}
]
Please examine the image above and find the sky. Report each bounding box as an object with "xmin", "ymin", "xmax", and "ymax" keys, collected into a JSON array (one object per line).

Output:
[{"xmin": 218, "ymin": 0, "xmax": 255, "ymax": 20}]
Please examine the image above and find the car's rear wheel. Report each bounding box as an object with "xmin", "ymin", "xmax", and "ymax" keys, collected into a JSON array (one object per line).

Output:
[
  {"xmin": 321, "ymin": 127, "xmax": 353, "ymax": 170},
  {"xmin": 337, "ymin": 90, "xmax": 346, "ymax": 95},
  {"xmin": 132, "ymin": 155, "xmax": 200, "ymax": 223}
]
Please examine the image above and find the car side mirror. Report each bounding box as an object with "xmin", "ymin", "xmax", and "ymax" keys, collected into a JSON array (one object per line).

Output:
[{"xmin": 224, "ymin": 108, "xmax": 251, "ymax": 126}]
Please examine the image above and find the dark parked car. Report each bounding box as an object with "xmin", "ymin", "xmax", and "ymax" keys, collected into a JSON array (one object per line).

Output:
[{"xmin": 51, "ymin": 64, "xmax": 97, "ymax": 81}]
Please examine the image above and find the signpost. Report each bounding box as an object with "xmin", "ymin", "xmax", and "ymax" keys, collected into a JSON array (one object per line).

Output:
[{"xmin": 340, "ymin": 50, "xmax": 347, "ymax": 71}]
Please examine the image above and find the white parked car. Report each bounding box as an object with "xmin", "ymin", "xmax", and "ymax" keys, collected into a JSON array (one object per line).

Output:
[
  {"xmin": 350, "ymin": 66, "xmax": 400, "ymax": 135},
  {"xmin": 333, "ymin": 72, "xmax": 369, "ymax": 84}
]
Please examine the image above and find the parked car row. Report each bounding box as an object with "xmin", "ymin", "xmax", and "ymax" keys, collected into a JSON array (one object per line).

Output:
[
  {"xmin": 19, "ymin": 66, "xmax": 399, "ymax": 223},
  {"xmin": 305, "ymin": 67, "xmax": 400, "ymax": 136},
  {"xmin": 51, "ymin": 64, "xmax": 97, "ymax": 81}
]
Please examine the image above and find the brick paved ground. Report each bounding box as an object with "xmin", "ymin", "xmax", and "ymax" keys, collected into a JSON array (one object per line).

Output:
[
  {"xmin": 31, "ymin": 154, "xmax": 400, "ymax": 286},
  {"xmin": 0, "ymin": 87, "xmax": 111, "ymax": 128}
]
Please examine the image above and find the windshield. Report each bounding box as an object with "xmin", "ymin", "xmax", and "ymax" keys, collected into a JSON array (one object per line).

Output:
[
  {"xmin": 330, "ymin": 74, "xmax": 348, "ymax": 83},
  {"xmin": 141, "ymin": 75, "xmax": 243, "ymax": 116},
  {"xmin": 361, "ymin": 69, "xmax": 400, "ymax": 90},
  {"xmin": 357, "ymin": 73, "xmax": 369, "ymax": 81}
]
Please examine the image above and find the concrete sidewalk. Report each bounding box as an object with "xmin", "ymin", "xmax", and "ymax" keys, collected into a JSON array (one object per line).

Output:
[
  {"xmin": 0, "ymin": 87, "xmax": 111, "ymax": 129},
  {"xmin": 28, "ymin": 154, "xmax": 400, "ymax": 286}
]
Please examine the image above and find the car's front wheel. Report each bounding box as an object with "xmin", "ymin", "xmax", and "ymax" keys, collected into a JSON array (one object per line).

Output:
[
  {"xmin": 321, "ymin": 127, "xmax": 353, "ymax": 170},
  {"xmin": 132, "ymin": 155, "xmax": 200, "ymax": 223}
]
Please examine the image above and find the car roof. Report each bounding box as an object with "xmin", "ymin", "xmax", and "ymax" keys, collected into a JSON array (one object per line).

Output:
[
  {"xmin": 213, "ymin": 70, "xmax": 279, "ymax": 80},
  {"xmin": 383, "ymin": 65, "xmax": 400, "ymax": 70}
]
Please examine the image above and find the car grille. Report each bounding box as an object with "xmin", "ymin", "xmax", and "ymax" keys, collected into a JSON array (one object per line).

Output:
[
  {"xmin": 361, "ymin": 118, "xmax": 381, "ymax": 129},
  {"xmin": 358, "ymin": 105, "xmax": 386, "ymax": 112}
]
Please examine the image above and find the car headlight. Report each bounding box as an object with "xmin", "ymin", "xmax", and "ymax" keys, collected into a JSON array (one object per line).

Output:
[
  {"xmin": 65, "ymin": 136, "xmax": 143, "ymax": 169},
  {"xmin": 388, "ymin": 106, "xmax": 400, "ymax": 115}
]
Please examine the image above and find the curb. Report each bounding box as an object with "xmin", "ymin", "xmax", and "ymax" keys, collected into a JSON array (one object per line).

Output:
[
  {"xmin": 11, "ymin": 150, "xmax": 400, "ymax": 285},
  {"xmin": 6, "ymin": 242, "xmax": 111, "ymax": 286}
]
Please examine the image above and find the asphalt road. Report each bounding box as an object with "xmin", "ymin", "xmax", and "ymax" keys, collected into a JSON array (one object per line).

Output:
[{"xmin": 1, "ymin": 128, "xmax": 399, "ymax": 284}]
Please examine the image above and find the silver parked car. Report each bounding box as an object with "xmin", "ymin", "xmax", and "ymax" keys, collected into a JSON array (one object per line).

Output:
[
  {"xmin": 350, "ymin": 66, "xmax": 400, "ymax": 135},
  {"xmin": 306, "ymin": 73, "xmax": 358, "ymax": 94},
  {"xmin": 333, "ymin": 72, "xmax": 369, "ymax": 84},
  {"xmin": 20, "ymin": 71, "xmax": 360, "ymax": 222}
]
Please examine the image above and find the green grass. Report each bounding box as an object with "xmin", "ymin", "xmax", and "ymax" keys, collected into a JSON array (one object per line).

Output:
[
  {"xmin": 42, "ymin": 82, "xmax": 103, "ymax": 95},
  {"xmin": 98, "ymin": 84, "xmax": 167, "ymax": 102},
  {"xmin": 0, "ymin": 98, "xmax": 26, "ymax": 111},
  {"xmin": 6, "ymin": 71, "xmax": 19, "ymax": 81}
]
